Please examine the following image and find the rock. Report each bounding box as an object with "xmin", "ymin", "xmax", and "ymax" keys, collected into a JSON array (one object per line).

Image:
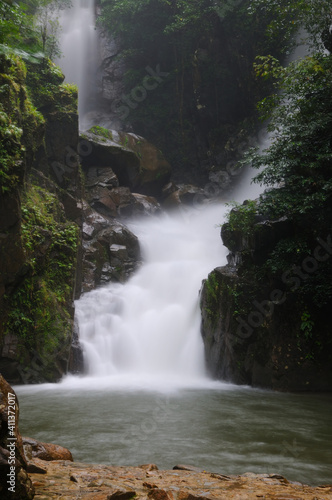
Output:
[
  {"xmin": 221, "ymin": 213, "xmax": 293, "ymax": 267},
  {"xmin": 173, "ymin": 465, "xmax": 205, "ymax": 473},
  {"xmin": 0, "ymin": 375, "xmax": 34, "ymax": 499},
  {"xmin": 87, "ymin": 185, "xmax": 118, "ymax": 217},
  {"xmin": 26, "ymin": 459, "xmax": 332, "ymax": 499},
  {"xmin": 163, "ymin": 184, "xmax": 205, "ymax": 209},
  {"xmin": 85, "ymin": 166, "xmax": 119, "ymax": 189},
  {"xmin": 120, "ymin": 193, "xmax": 161, "ymax": 218},
  {"xmin": 147, "ymin": 489, "xmax": 171, "ymax": 499},
  {"xmin": 107, "ymin": 490, "xmax": 136, "ymax": 499},
  {"xmin": 81, "ymin": 205, "xmax": 141, "ymax": 291},
  {"xmin": 139, "ymin": 464, "xmax": 159, "ymax": 471},
  {"xmin": 26, "ymin": 463, "xmax": 47, "ymax": 474},
  {"xmin": 68, "ymin": 317, "xmax": 84, "ymax": 374},
  {"xmin": 22, "ymin": 437, "xmax": 73, "ymax": 462},
  {"xmin": 81, "ymin": 128, "xmax": 171, "ymax": 197}
]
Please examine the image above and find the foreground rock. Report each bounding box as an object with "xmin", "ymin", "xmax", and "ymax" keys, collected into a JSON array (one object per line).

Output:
[
  {"xmin": 28, "ymin": 459, "xmax": 332, "ymax": 499},
  {"xmin": 0, "ymin": 376, "xmax": 34, "ymax": 499},
  {"xmin": 22, "ymin": 437, "xmax": 73, "ymax": 462}
]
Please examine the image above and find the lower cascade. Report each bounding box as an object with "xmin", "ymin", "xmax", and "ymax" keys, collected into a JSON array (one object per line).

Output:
[{"xmin": 75, "ymin": 204, "xmax": 228, "ymax": 389}]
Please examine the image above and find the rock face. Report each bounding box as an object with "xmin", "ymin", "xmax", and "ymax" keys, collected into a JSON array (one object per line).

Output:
[
  {"xmin": 81, "ymin": 127, "xmax": 171, "ymax": 197},
  {"xmin": 0, "ymin": 55, "xmax": 83, "ymax": 384},
  {"xmin": 200, "ymin": 207, "xmax": 332, "ymax": 391},
  {"xmin": 27, "ymin": 459, "xmax": 332, "ymax": 499},
  {"xmin": 0, "ymin": 375, "xmax": 34, "ymax": 499}
]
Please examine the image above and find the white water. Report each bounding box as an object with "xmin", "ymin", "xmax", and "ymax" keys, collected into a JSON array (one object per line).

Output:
[
  {"xmin": 72, "ymin": 170, "xmax": 263, "ymax": 391},
  {"xmin": 75, "ymin": 204, "xmax": 228, "ymax": 390},
  {"xmin": 56, "ymin": 0, "xmax": 98, "ymax": 121}
]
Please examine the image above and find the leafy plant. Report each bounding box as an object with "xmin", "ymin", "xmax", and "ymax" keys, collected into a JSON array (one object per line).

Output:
[{"xmin": 225, "ymin": 200, "xmax": 258, "ymax": 235}]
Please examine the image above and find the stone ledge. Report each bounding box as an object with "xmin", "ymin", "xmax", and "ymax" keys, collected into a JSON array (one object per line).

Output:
[{"xmin": 28, "ymin": 459, "xmax": 332, "ymax": 499}]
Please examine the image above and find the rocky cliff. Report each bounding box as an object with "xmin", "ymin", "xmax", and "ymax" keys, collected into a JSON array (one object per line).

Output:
[
  {"xmin": 200, "ymin": 204, "xmax": 332, "ymax": 392},
  {"xmin": 0, "ymin": 54, "xmax": 83, "ymax": 384}
]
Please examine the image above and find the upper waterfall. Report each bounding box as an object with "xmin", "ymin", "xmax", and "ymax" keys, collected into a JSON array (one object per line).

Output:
[{"xmin": 56, "ymin": 0, "xmax": 98, "ymax": 123}]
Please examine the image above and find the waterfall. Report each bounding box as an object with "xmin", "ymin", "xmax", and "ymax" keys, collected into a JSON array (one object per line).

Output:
[
  {"xmin": 74, "ymin": 204, "xmax": 228, "ymax": 390},
  {"xmin": 56, "ymin": 0, "xmax": 98, "ymax": 123}
]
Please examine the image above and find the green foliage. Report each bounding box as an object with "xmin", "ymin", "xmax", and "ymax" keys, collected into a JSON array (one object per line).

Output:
[
  {"xmin": 25, "ymin": 58, "xmax": 78, "ymax": 113},
  {"xmin": 225, "ymin": 200, "xmax": 258, "ymax": 235},
  {"xmin": 300, "ymin": 309, "xmax": 314, "ymax": 340},
  {"xmin": 0, "ymin": 0, "xmax": 71, "ymax": 61},
  {"xmin": 247, "ymin": 53, "xmax": 332, "ymax": 223},
  {"xmin": 0, "ymin": 53, "xmax": 45, "ymax": 193},
  {"xmin": 89, "ymin": 125, "xmax": 113, "ymax": 140},
  {"xmin": 249, "ymin": 0, "xmax": 332, "ymax": 50},
  {"xmin": 5, "ymin": 184, "xmax": 79, "ymax": 352},
  {"xmin": 97, "ymin": 0, "xmax": 289, "ymax": 176}
]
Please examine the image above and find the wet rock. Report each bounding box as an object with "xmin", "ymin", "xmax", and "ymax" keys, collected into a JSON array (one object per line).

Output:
[
  {"xmin": 119, "ymin": 193, "xmax": 161, "ymax": 218},
  {"xmin": 81, "ymin": 205, "xmax": 141, "ymax": 291},
  {"xmin": 0, "ymin": 375, "xmax": 34, "ymax": 500},
  {"xmin": 22, "ymin": 437, "xmax": 73, "ymax": 462},
  {"xmin": 163, "ymin": 184, "xmax": 205, "ymax": 209},
  {"xmin": 68, "ymin": 317, "xmax": 84, "ymax": 374}
]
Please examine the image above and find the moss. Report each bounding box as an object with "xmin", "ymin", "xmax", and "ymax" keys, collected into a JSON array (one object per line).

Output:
[
  {"xmin": 0, "ymin": 53, "xmax": 45, "ymax": 193},
  {"xmin": 89, "ymin": 125, "xmax": 113, "ymax": 140},
  {"xmin": 25, "ymin": 59, "xmax": 77, "ymax": 114},
  {"xmin": 4, "ymin": 184, "xmax": 79, "ymax": 366}
]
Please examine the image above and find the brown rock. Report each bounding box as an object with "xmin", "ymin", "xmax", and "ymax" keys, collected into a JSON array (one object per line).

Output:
[
  {"xmin": 139, "ymin": 464, "xmax": 159, "ymax": 471},
  {"xmin": 26, "ymin": 460, "xmax": 332, "ymax": 500},
  {"xmin": 0, "ymin": 375, "xmax": 34, "ymax": 500},
  {"xmin": 147, "ymin": 488, "xmax": 171, "ymax": 499},
  {"xmin": 107, "ymin": 489, "xmax": 136, "ymax": 499},
  {"xmin": 177, "ymin": 493, "xmax": 210, "ymax": 500},
  {"xmin": 22, "ymin": 437, "xmax": 73, "ymax": 461},
  {"xmin": 173, "ymin": 465, "xmax": 205, "ymax": 473}
]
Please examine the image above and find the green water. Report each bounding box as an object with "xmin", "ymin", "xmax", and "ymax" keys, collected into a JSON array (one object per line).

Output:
[{"xmin": 15, "ymin": 381, "xmax": 332, "ymax": 486}]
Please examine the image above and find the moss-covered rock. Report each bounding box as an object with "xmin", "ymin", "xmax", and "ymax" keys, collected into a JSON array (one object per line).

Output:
[
  {"xmin": 200, "ymin": 213, "xmax": 332, "ymax": 392},
  {"xmin": 0, "ymin": 54, "xmax": 83, "ymax": 384}
]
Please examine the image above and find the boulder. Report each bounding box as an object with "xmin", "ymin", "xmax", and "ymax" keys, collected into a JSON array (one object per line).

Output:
[
  {"xmin": 0, "ymin": 375, "xmax": 34, "ymax": 499},
  {"xmin": 80, "ymin": 128, "xmax": 171, "ymax": 197},
  {"xmin": 221, "ymin": 213, "xmax": 293, "ymax": 267},
  {"xmin": 22, "ymin": 437, "xmax": 73, "ymax": 462}
]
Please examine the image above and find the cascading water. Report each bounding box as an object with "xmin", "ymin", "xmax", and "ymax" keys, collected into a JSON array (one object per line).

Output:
[
  {"xmin": 75, "ymin": 204, "xmax": 228, "ymax": 390},
  {"xmin": 56, "ymin": 0, "xmax": 98, "ymax": 123},
  {"xmin": 73, "ymin": 172, "xmax": 264, "ymax": 390}
]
